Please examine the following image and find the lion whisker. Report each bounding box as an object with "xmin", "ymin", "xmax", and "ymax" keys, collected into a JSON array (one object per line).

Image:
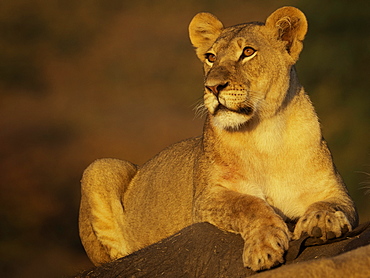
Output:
[{"xmin": 193, "ymin": 99, "xmax": 207, "ymax": 119}]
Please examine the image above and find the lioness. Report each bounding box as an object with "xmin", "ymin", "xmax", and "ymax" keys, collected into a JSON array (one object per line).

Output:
[{"xmin": 79, "ymin": 6, "xmax": 358, "ymax": 271}]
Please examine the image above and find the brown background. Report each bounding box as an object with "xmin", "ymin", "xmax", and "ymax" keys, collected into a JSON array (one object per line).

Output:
[{"xmin": 0, "ymin": 0, "xmax": 369, "ymax": 277}]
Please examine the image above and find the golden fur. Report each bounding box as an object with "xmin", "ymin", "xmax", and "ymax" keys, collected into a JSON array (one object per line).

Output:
[{"xmin": 79, "ymin": 7, "xmax": 358, "ymax": 271}]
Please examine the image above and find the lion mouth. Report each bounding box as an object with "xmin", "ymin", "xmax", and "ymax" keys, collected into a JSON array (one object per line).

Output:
[
  {"xmin": 235, "ymin": 106, "xmax": 254, "ymax": 115},
  {"xmin": 215, "ymin": 103, "xmax": 254, "ymax": 116}
]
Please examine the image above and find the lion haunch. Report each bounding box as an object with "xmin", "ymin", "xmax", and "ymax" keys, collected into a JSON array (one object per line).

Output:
[{"xmin": 79, "ymin": 6, "xmax": 358, "ymax": 271}]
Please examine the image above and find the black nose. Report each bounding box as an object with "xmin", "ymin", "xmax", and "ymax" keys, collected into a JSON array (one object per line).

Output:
[{"xmin": 205, "ymin": 82, "xmax": 228, "ymax": 96}]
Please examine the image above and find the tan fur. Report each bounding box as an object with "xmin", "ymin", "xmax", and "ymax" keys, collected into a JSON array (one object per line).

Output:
[
  {"xmin": 79, "ymin": 6, "xmax": 358, "ymax": 271},
  {"xmin": 79, "ymin": 159, "xmax": 137, "ymax": 265}
]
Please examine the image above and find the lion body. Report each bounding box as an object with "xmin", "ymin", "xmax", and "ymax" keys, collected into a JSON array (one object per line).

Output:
[
  {"xmin": 123, "ymin": 137, "xmax": 199, "ymax": 250},
  {"xmin": 79, "ymin": 7, "xmax": 358, "ymax": 271}
]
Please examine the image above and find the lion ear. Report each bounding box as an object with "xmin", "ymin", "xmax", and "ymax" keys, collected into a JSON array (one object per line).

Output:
[
  {"xmin": 265, "ymin": 6, "xmax": 308, "ymax": 62},
  {"xmin": 189, "ymin": 12, "xmax": 224, "ymax": 61}
]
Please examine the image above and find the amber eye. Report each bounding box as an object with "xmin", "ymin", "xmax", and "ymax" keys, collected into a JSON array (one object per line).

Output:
[
  {"xmin": 242, "ymin": 47, "xmax": 256, "ymax": 58},
  {"xmin": 205, "ymin": 53, "xmax": 216, "ymax": 63}
]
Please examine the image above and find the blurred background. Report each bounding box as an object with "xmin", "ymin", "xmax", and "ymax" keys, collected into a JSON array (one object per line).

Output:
[{"xmin": 0, "ymin": 0, "xmax": 369, "ymax": 277}]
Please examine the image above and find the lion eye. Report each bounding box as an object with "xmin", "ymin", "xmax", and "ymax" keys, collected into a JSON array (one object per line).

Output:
[
  {"xmin": 242, "ymin": 47, "xmax": 256, "ymax": 58},
  {"xmin": 205, "ymin": 53, "xmax": 216, "ymax": 63}
]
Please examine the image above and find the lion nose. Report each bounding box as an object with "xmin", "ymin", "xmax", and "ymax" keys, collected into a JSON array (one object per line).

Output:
[{"xmin": 205, "ymin": 82, "xmax": 228, "ymax": 96}]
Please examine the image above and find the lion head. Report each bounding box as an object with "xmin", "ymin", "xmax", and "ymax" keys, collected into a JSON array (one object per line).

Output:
[{"xmin": 189, "ymin": 7, "xmax": 308, "ymax": 130}]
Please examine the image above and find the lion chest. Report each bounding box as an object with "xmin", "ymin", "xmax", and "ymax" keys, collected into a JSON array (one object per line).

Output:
[{"xmin": 211, "ymin": 145, "xmax": 310, "ymax": 220}]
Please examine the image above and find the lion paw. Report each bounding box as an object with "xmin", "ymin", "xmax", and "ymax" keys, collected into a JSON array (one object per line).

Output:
[
  {"xmin": 293, "ymin": 210, "xmax": 351, "ymax": 241},
  {"xmin": 242, "ymin": 220, "xmax": 290, "ymax": 271}
]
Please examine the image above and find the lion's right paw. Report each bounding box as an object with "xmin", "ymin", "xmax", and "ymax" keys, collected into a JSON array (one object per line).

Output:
[{"xmin": 242, "ymin": 220, "xmax": 290, "ymax": 271}]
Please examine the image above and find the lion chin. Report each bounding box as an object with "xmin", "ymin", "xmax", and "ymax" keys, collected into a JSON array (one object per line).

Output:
[{"xmin": 211, "ymin": 105, "xmax": 254, "ymax": 131}]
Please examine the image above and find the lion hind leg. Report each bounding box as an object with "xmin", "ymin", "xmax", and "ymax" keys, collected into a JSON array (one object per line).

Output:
[{"xmin": 79, "ymin": 158, "xmax": 137, "ymax": 266}]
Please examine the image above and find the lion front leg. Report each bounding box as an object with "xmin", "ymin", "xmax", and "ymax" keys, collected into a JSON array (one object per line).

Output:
[
  {"xmin": 79, "ymin": 158, "xmax": 137, "ymax": 265},
  {"xmin": 194, "ymin": 185, "xmax": 291, "ymax": 271},
  {"xmin": 293, "ymin": 200, "xmax": 358, "ymax": 242}
]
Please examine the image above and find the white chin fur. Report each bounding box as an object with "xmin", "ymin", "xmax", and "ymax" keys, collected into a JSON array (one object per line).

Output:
[{"xmin": 211, "ymin": 111, "xmax": 251, "ymax": 130}]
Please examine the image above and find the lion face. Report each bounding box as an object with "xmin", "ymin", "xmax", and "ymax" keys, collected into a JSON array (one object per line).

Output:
[
  {"xmin": 202, "ymin": 24, "xmax": 291, "ymax": 130},
  {"xmin": 189, "ymin": 9, "xmax": 307, "ymax": 130}
]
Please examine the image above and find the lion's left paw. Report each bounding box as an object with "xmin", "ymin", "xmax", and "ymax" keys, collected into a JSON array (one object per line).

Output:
[{"xmin": 293, "ymin": 210, "xmax": 351, "ymax": 241}]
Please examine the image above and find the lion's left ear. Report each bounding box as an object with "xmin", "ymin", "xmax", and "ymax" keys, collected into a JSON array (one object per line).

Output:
[{"xmin": 265, "ymin": 6, "xmax": 308, "ymax": 62}]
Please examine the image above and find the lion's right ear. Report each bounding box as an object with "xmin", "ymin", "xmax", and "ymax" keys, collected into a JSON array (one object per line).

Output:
[{"xmin": 189, "ymin": 12, "xmax": 224, "ymax": 61}]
